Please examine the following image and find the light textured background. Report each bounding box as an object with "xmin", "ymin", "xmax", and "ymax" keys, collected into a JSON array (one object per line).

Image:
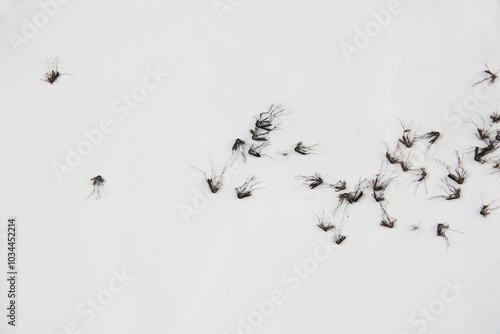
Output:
[{"xmin": 1, "ymin": 0, "xmax": 500, "ymax": 333}]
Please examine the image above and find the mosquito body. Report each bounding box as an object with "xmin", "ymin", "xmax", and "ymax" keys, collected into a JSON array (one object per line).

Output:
[
  {"xmin": 296, "ymin": 173, "xmax": 324, "ymax": 190},
  {"xmin": 294, "ymin": 142, "xmax": 319, "ymax": 155},
  {"xmin": 42, "ymin": 58, "xmax": 70, "ymax": 84},
  {"xmin": 235, "ymin": 175, "xmax": 262, "ymax": 199},
  {"xmin": 231, "ymin": 138, "xmax": 247, "ymax": 163},
  {"xmin": 436, "ymin": 151, "xmax": 467, "ymax": 185},
  {"xmin": 473, "ymin": 63, "xmax": 498, "ymax": 87},
  {"xmin": 248, "ymin": 142, "xmax": 270, "ymax": 158},
  {"xmin": 430, "ymin": 179, "xmax": 461, "ymax": 201},
  {"xmin": 380, "ymin": 204, "xmax": 396, "ymax": 228},
  {"xmin": 88, "ymin": 175, "xmax": 105, "ymax": 200},
  {"xmin": 480, "ymin": 200, "xmax": 499, "ymax": 217}
]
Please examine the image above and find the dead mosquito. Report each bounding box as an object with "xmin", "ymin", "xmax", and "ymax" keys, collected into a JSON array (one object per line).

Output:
[
  {"xmin": 87, "ymin": 175, "xmax": 105, "ymax": 200},
  {"xmin": 333, "ymin": 234, "xmax": 347, "ymax": 245},
  {"xmin": 248, "ymin": 142, "xmax": 270, "ymax": 158},
  {"xmin": 332, "ymin": 225, "xmax": 347, "ymax": 244},
  {"xmin": 329, "ymin": 179, "xmax": 347, "ymax": 192},
  {"xmin": 436, "ymin": 151, "xmax": 467, "ymax": 185},
  {"xmin": 255, "ymin": 104, "xmax": 285, "ymax": 131},
  {"xmin": 473, "ymin": 62, "xmax": 498, "ymax": 87},
  {"xmin": 369, "ymin": 163, "xmax": 395, "ymax": 202},
  {"xmin": 250, "ymin": 127, "xmax": 270, "ymax": 141},
  {"xmin": 231, "ymin": 138, "xmax": 247, "ymax": 163},
  {"xmin": 418, "ymin": 131, "xmax": 440, "ymax": 148},
  {"xmin": 399, "ymin": 158, "xmax": 413, "ymax": 172},
  {"xmin": 336, "ymin": 179, "xmax": 366, "ymax": 210},
  {"xmin": 410, "ymin": 222, "xmax": 421, "ymax": 231},
  {"xmin": 42, "ymin": 58, "xmax": 70, "ymax": 84},
  {"xmin": 399, "ymin": 120, "xmax": 418, "ymax": 148},
  {"xmin": 235, "ymin": 175, "xmax": 262, "ymax": 199},
  {"xmin": 430, "ymin": 178, "xmax": 461, "ymax": 201},
  {"xmin": 480, "ymin": 198, "xmax": 499, "ymax": 217},
  {"xmin": 469, "ymin": 119, "xmax": 493, "ymax": 142},
  {"xmin": 473, "ymin": 141, "xmax": 498, "ymax": 164},
  {"xmin": 380, "ymin": 204, "xmax": 396, "ymax": 228},
  {"xmin": 316, "ymin": 212, "xmax": 334, "ymax": 232},
  {"xmin": 437, "ymin": 223, "xmax": 462, "ymax": 249},
  {"xmin": 384, "ymin": 142, "xmax": 402, "ymax": 164},
  {"xmin": 295, "ymin": 173, "xmax": 324, "ymax": 189},
  {"xmin": 294, "ymin": 141, "xmax": 319, "ymax": 155},
  {"xmin": 409, "ymin": 168, "xmax": 428, "ymax": 194},
  {"xmin": 490, "ymin": 111, "xmax": 500, "ymax": 124},
  {"xmin": 192, "ymin": 157, "xmax": 232, "ymax": 194}
]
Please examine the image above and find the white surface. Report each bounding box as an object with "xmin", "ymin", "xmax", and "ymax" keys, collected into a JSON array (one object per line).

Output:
[{"xmin": 1, "ymin": 0, "xmax": 500, "ymax": 333}]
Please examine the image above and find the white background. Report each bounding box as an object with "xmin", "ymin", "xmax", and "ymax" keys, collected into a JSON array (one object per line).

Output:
[{"xmin": 1, "ymin": 0, "xmax": 500, "ymax": 333}]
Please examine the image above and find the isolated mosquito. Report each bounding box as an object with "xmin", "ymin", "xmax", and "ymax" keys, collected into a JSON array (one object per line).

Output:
[
  {"xmin": 42, "ymin": 58, "xmax": 69, "ymax": 84},
  {"xmin": 87, "ymin": 175, "xmax": 105, "ymax": 200},
  {"xmin": 235, "ymin": 175, "xmax": 262, "ymax": 199},
  {"xmin": 480, "ymin": 199, "xmax": 499, "ymax": 217},
  {"xmin": 436, "ymin": 151, "xmax": 467, "ymax": 185},
  {"xmin": 192, "ymin": 157, "xmax": 233, "ymax": 194}
]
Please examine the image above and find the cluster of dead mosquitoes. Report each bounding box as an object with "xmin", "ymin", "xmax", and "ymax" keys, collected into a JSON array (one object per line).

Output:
[
  {"xmin": 44, "ymin": 57, "xmax": 499, "ymax": 249},
  {"xmin": 188, "ymin": 62, "xmax": 500, "ymax": 250}
]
